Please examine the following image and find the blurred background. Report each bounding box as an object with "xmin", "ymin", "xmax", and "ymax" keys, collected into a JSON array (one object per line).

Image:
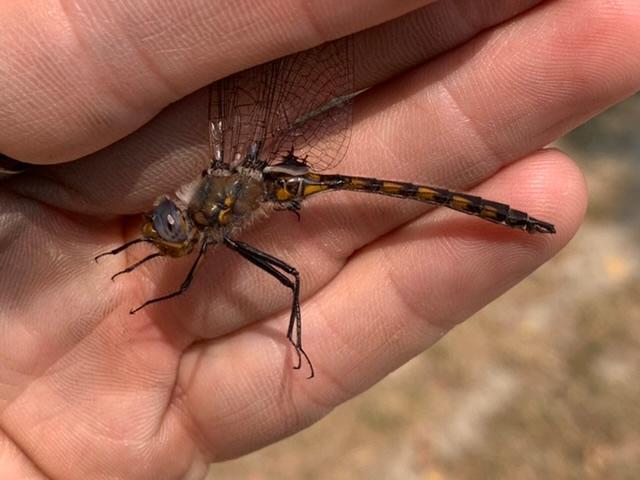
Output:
[{"xmin": 209, "ymin": 94, "xmax": 639, "ymax": 479}]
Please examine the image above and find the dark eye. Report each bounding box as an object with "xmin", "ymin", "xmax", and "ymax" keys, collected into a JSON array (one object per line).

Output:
[{"xmin": 153, "ymin": 199, "xmax": 188, "ymax": 242}]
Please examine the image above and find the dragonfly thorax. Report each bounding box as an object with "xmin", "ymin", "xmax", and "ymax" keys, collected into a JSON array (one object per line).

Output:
[{"xmin": 187, "ymin": 171, "xmax": 265, "ymax": 232}]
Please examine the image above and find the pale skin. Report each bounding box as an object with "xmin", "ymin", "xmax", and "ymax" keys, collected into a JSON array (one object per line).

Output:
[{"xmin": 0, "ymin": 0, "xmax": 638, "ymax": 478}]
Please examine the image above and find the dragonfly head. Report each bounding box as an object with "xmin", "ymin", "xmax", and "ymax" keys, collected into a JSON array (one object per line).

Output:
[{"xmin": 142, "ymin": 197, "xmax": 199, "ymax": 257}]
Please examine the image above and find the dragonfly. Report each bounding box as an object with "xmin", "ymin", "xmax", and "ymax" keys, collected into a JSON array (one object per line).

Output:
[{"xmin": 96, "ymin": 37, "xmax": 555, "ymax": 379}]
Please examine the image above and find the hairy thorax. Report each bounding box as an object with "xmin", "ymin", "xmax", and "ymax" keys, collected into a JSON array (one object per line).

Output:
[{"xmin": 186, "ymin": 170, "xmax": 266, "ymax": 241}]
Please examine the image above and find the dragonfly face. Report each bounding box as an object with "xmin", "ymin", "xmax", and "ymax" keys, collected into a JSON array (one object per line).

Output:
[{"xmin": 141, "ymin": 198, "xmax": 200, "ymax": 257}]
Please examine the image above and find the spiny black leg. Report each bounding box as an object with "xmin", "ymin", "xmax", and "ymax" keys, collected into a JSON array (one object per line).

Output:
[
  {"xmin": 223, "ymin": 237, "xmax": 298, "ymax": 336},
  {"xmin": 95, "ymin": 238, "xmax": 149, "ymax": 262},
  {"xmin": 111, "ymin": 252, "xmax": 163, "ymax": 281},
  {"xmin": 288, "ymin": 201, "xmax": 302, "ymax": 221},
  {"xmin": 225, "ymin": 241, "xmax": 311, "ymax": 378},
  {"xmin": 223, "ymin": 237, "xmax": 314, "ymax": 379},
  {"xmin": 129, "ymin": 240, "xmax": 210, "ymax": 314}
]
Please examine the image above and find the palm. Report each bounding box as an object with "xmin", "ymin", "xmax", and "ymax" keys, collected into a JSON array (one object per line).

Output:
[{"xmin": 1, "ymin": 1, "xmax": 638, "ymax": 478}]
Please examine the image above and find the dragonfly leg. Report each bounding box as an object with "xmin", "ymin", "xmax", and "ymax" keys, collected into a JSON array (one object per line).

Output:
[
  {"xmin": 94, "ymin": 238, "xmax": 149, "ymax": 262},
  {"xmin": 129, "ymin": 239, "xmax": 210, "ymax": 314},
  {"xmin": 223, "ymin": 237, "xmax": 314, "ymax": 379},
  {"xmin": 111, "ymin": 252, "xmax": 163, "ymax": 281}
]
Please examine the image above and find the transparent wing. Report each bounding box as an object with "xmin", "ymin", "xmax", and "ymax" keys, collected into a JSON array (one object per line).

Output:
[{"xmin": 208, "ymin": 36, "xmax": 353, "ymax": 171}]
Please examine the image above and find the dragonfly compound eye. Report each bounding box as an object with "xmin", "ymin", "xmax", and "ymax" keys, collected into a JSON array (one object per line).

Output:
[{"xmin": 153, "ymin": 199, "xmax": 188, "ymax": 243}]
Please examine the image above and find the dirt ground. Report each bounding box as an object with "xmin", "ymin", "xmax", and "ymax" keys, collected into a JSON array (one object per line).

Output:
[{"xmin": 208, "ymin": 94, "xmax": 640, "ymax": 479}]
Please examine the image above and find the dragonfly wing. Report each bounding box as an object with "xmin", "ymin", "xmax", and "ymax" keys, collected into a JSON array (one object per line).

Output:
[{"xmin": 208, "ymin": 37, "xmax": 354, "ymax": 172}]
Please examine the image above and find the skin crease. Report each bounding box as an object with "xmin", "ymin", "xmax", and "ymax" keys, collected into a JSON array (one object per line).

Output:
[{"xmin": 0, "ymin": 0, "xmax": 638, "ymax": 478}]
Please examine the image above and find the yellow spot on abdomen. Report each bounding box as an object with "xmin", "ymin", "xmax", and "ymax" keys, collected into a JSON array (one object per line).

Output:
[
  {"xmin": 348, "ymin": 178, "xmax": 367, "ymax": 189},
  {"xmin": 481, "ymin": 206, "xmax": 499, "ymax": 219},
  {"xmin": 451, "ymin": 195, "xmax": 471, "ymax": 209},
  {"xmin": 382, "ymin": 182, "xmax": 403, "ymax": 193},
  {"xmin": 417, "ymin": 187, "xmax": 437, "ymax": 201}
]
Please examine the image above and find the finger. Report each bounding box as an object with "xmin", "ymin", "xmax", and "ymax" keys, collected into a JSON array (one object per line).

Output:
[
  {"xmin": 9, "ymin": 0, "xmax": 546, "ymax": 210},
  {"xmin": 175, "ymin": 149, "xmax": 586, "ymax": 460},
  {"xmin": 70, "ymin": 0, "xmax": 638, "ymax": 341},
  {"xmin": 0, "ymin": 0, "xmax": 434, "ymax": 163}
]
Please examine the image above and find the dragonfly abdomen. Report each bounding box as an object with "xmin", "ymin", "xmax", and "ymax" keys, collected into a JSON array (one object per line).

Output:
[{"xmin": 302, "ymin": 173, "xmax": 555, "ymax": 234}]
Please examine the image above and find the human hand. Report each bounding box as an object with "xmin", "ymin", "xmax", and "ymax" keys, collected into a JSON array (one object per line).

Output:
[{"xmin": 1, "ymin": 1, "xmax": 638, "ymax": 478}]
